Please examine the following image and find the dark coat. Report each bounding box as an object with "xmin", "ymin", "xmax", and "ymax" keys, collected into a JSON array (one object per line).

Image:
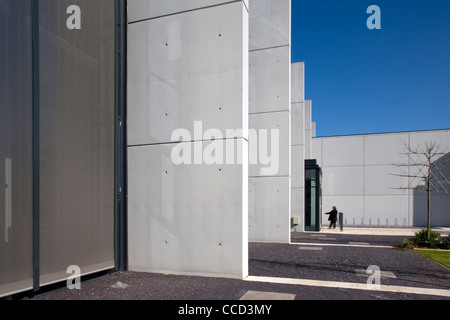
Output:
[{"xmin": 326, "ymin": 209, "xmax": 338, "ymax": 222}]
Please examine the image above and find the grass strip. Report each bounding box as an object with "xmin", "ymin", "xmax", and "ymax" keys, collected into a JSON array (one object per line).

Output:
[{"xmin": 415, "ymin": 249, "xmax": 450, "ymax": 269}]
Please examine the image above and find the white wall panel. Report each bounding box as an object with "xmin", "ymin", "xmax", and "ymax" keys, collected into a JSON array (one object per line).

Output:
[
  {"xmin": 304, "ymin": 100, "xmax": 313, "ymax": 159},
  {"xmin": 315, "ymin": 130, "xmax": 450, "ymax": 227},
  {"xmin": 248, "ymin": 0, "xmax": 291, "ymax": 241},
  {"xmin": 127, "ymin": 2, "xmax": 249, "ymax": 278},
  {"xmin": 409, "ymin": 130, "xmax": 450, "ymax": 149},
  {"xmin": 291, "ymin": 62, "xmax": 304, "ymax": 103},
  {"xmin": 363, "ymin": 133, "xmax": 409, "ymax": 166},
  {"xmin": 128, "ymin": 0, "xmax": 249, "ymax": 22},
  {"xmin": 249, "ymin": 111, "xmax": 290, "ymax": 177},
  {"xmin": 249, "ymin": 46, "xmax": 291, "ymax": 114},
  {"xmin": 291, "ymin": 102, "xmax": 305, "ymax": 146},
  {"xmin": 290, "ymin": 60, "xmax": 304, "ymax": 232},
  {"xmin": 321, "ymin": 166, "xmax": 364, "ymax": 196},
  {"xmin": 128, "ymin": 2, "xmax": 248, "ymax": 146},
  {"xmin": 363, "ymin": 165, "xmax": 409, "ymax": 196},
  {"xmin": 128, "ymin": 140, "xmax": 248, "ymax": 278},
  {"xmin": 248, "ymin": 0, "xmax": 290, "ymax": 50},
  {"xmin": 291, "ymin": 146, "xmax": 304, "ymax": 188},
  {"xmin": 363, "ymin": 196, "xmax": 409, "ymax": 226},
  {"xmin": 291, "ymin": 188, "xmax": 304, "ymax": 231},
  {"xmin": 321, "ymin": 136, "xmax": 363, "ymax": 167},
  {"xmin": 249, "ymin": 177, "xmax": 290, "ymax": 242},
  {"xmin": 312, "ymin": 138, "xmax": 322, "ymax": 166}
]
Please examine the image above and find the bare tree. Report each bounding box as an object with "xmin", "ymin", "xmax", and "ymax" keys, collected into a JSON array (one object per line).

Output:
[{"xmin": 391, "ymin": 141, "xmax": 450, "ymax": 241}]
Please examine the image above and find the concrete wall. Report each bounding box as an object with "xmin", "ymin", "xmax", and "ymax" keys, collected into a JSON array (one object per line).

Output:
[
  {"xmin": 291, "ymin": 62, "xmax": 305, "ymax": 232},
  {"xmin": 127, "ymin": 0, "xmax": 249, "ymax": 278},
  {"xmin": 312, "ymin": 130, "xmax": 450, "ymax": 228},
  {"xmin": 304, "ymin": 100, "xmax": 313, "ymax": 159},
  {"xmin": 248, "ymin": 0, "xmax": 291, "ymax": 243}
]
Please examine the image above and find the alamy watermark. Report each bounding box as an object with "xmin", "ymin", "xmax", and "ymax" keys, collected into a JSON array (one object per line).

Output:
[
  {"xmin": 366, "ymin": 265, "xmax": 381, "ymax": 290},
  {"xmin": 171, "ymin": 121, "xmax": 280, "ymax": 176},
  {"xmin": 66, "ymin": 265, "xmax": 81, "ymax": 290},
  {"xmin": 367, "ymin": 5, "xmax": 381, "ymax": 30},
  {"xmin": 67, "ymin": 5, "xmax": 81, "ymax": 30}
]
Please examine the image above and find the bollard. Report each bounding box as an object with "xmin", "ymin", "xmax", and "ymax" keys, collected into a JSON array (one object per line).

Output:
[{"xmin": 339, "ymin": 212, "xmax": 344, "ymax": 232}]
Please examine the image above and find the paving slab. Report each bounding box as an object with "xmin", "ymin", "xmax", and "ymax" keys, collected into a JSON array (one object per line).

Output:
[
  {"xmin": 31, "ymin": 230, "xmax": 450, "ymax": 301},
  {"xmin": 239, "ymin": 290, "xmax": 296, "ymax": 300}
]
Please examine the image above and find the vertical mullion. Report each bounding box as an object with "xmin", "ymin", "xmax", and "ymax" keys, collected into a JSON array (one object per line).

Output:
[
  {"xmin": 114, "ymin": 0, "xmax": 120, "ymax": 272},
  {"xmin": 114, "ymin": 0, "xmax": 127, "ymax": 272},
  {"xmin": 31, "ymin": 0, "xmax": 40, "ymax": 292}
]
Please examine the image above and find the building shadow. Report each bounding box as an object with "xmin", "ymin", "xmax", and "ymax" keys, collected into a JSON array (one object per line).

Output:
[{"xmin": 413, "ymin": 152, "xmax": 450, "ymax": 227}]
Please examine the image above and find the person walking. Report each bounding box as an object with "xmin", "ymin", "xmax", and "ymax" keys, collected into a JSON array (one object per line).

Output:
[{"xmin": 325, "ymin": 206, "xmax": 338, "ymax": 229}]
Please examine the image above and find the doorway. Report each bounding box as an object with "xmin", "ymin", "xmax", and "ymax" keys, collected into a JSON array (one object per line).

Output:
[{"xmin": 305, "ymin": 159, "xmax": 322, "ymax": 232}]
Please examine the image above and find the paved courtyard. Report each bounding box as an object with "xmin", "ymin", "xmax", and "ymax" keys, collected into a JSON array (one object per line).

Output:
[{"xmin": 33, "ymin": 228, "xmax": 450, "ymax": 301}]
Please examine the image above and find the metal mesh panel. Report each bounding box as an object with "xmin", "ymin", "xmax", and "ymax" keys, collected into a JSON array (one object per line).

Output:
[
  {"xmin": 39, "ymin": 0, "xmax": 115, "ymax": 286},
  {"xmin": 0, "ymin": 0, "xmax": 34, "ymax": 297}
]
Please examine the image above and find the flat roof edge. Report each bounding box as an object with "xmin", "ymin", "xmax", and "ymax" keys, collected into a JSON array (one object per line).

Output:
[{"xmin": 314, "ymin": 128, "xmax": 450, "ymax": 139}]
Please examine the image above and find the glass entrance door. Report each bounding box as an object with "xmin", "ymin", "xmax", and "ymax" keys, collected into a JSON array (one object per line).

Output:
[{"xmin": 305, "ymin": 160, "xmax": 321, "ymax": 231}]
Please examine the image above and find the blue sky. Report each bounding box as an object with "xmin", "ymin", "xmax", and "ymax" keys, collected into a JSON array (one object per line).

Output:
[{"xmin": 291, "ymin": 0, "xmax": 450, "ymax": 137}]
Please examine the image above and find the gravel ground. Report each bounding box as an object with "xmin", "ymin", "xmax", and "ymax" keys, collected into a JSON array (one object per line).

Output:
[{"xmin": 31, "ymin": 231, "xmax": 450, "ymax": 301}]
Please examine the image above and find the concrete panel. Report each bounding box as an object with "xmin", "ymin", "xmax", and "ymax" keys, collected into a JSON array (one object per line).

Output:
[
  {"xmin": 304, "ymin": 100, "xmax": 313, "ymax": 159},
  {"xmin": 363, "ymin": 133, "xmax": 410, "ymax": 166},
  {"xmin": 321, "ymin": 196, "xmax": 363, "ymax": 227},
  {"xmin": 363, "ymin": 196, "xmax": 409, "ymax": 227},
  {"xmin": 312, "ymin": 138, "xmax": 322, "ymax": 166},
  {"xmin": 247, "ymin": 0, "xmax": 291, "ymax": 240},
  {"xmin": 413, "ymin": 194, "xmax": 450, "ymax": 227},
  {"xmin": 409, "ymin": 130, "xmax": 450, "ymax": 149},
  {"xmin": 128, "ymin": 2, "xmax": 248, "ymax": 146},
  {"xmin": 127, "ymin": 140, "xmax": 248, "ymax": 278},
  {"xmin": 291, "ymin": 102, "xmax": 305, "ymax": 146},
  {"xmin": 128, "ymin": 0, "xmax": 249, "ymax": 22},
  {"xmin": 291, "ymin": 145, "xmax": 304, "ymax": 188},
  {"xmin": 249, "ymin": 0, "xmax": 290, "ymax": 50},
  {"xmin": 291, "ymin": 187, "xmax": 304, "ymax": 232},
  {"xmin": 304, "ymin": 101, "xmax": 312, "ymax": 130},
  {"xmin": 321, "ymin": 166, "xmax": 364, "ymax": 196},
  {"xmin": 291, "ymin": 62, "xmax": 304, "ymax": 103},
  {"xmin": 249, "ymin": 46, "xmax": 291, "ymax": 114},
  {"xmin": 321, "ymin": 136, "xmax": 364, "ymax": 167},
  {"xmin": 363, "ymin": 165, "xmax": 409, "ymax": 196},
  {"xmin": 249, "ymin": 177, "xmax": 291, "ymax": 243},
  {"xmin": 316, "ymin": 130, "xmax": 450, "ymax": 228},
  {"xmin": 249, "ymin": 111, "xmax": 291, "ymax": 177}
]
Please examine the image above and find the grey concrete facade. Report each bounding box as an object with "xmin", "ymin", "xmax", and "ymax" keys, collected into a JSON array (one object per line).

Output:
[
  {"xmin": 248, "ymin": 0, "xmax": 292, "ymax": 243},
  {"xmin": 312, "ymin": 130, "xmax": 450, "ymax": 228},
  {"xmin": 304, "ymin": 100, "xmax": 313, "ymax": 159},
  {"xmin": 127, "ymin": 0, "xmax": 249, "ymax": 279},
  {"xmin": 291, "ymin": 62, "xmax": 305, "ymax": 232},
  {"xmin": 126, "ymin": 0, "xmax": 448, "ymax": 282}
]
